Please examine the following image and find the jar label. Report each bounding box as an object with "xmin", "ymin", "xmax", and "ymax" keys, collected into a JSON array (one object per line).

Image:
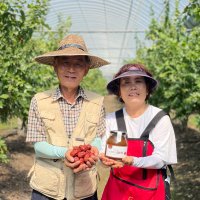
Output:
[{"xmin": 105, "ymin": 145, "xmax": 127, "ymax": 159}]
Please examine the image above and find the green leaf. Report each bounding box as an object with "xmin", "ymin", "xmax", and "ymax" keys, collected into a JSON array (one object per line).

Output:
[{"xmin": 0, "ymin": 94, "xmax": 9, "ymax": 99}]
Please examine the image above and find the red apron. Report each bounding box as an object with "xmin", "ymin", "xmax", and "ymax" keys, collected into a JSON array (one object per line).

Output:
[{"xmin": 101, "ymin": 139, "xmax": 165, "ymax": 200}]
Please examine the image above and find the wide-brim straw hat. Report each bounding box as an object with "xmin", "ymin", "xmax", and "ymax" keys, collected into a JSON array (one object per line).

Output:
[
  {"xmin": 35, "ymin": 34, "xmax": 110, "ymax": 69},
  {"xmin": 107, "ymin": 67, "xmax": 158, "ymax": 95}
]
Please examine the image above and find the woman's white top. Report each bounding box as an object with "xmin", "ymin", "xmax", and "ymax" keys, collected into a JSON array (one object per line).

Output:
[{"xmin": 101, "ymin": 105, "xmax": 177, "ymax": 169}]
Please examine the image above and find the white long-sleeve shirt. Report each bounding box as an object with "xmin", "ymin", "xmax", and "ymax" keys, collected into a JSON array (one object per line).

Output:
[{"xmin": 101, "ymin": 105, "xmax": 177, "ymax": 169}]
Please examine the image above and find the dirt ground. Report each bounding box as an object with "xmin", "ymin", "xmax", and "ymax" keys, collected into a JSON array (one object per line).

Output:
[{"xmin": 0, "ymin": 123, "xmax": 200, "ymax": 200}]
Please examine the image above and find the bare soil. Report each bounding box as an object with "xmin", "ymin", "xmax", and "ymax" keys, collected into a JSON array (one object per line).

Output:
[{"xmin": 0, "ymin": 123, "xmax": 199, "ymax": 200}]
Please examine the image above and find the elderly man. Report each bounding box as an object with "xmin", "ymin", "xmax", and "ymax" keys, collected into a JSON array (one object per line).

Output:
[{"xmin": 26, "ymin": 34, "xmax": 109, "ymax": 200}]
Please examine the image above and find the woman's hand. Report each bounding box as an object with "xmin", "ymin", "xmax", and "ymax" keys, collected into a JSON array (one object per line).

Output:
[
  {"xmin": 122, "ymin": 156, "xmax": 134, "ymax": 166},
  {"xmin": 99, "ymin": 153, "xmax": 114, "ymax": 166},
  {"xmin": 111, "ymin": 160, "xmax": 124, "ymax": 168},
  {"xmin": 99, "ymin": 153, "xmax": 124, "ymax": 168}
]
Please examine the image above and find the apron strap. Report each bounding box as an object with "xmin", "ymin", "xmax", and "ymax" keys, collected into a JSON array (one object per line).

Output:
[
  {"xmin": 115, "ymin": 109, "xmax": 127, "ymax": 132},
  {"xmin": 115, "ymin": 109, "xmax": 167, "ymax": 140},
  {"xmin": 140, "ymin": 110, "xmax": 167, "ymax": 140}
]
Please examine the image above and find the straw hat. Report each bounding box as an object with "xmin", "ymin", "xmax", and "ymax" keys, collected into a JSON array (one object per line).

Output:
[{"xmin": 35, "ymin": 34, "xmax": 110, "ymax": 69}]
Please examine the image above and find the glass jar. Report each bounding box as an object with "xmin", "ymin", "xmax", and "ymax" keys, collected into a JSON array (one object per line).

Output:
[{"xmin": 105, "ymin": 130, "xmax": 127, "ymax": 160}]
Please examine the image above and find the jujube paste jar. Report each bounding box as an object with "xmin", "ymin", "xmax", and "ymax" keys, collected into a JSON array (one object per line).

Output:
[{"xmin": 105, "ymin": 130, "xmax": 127, "ymax": 160}]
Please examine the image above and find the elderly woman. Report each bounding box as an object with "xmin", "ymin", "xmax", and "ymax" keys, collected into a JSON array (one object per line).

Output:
[{"xmin": 100, "ymin": 63, "xmax": 177, "ymax": 200}]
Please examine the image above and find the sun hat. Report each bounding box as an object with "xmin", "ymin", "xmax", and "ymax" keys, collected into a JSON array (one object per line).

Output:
[
  {"xmin": 35, "ymin": 34, "xmax": 110, "ymax": 69},
  {"xmin": 107, "ymin": 66, "xmax": 158, "ymax": 95}
]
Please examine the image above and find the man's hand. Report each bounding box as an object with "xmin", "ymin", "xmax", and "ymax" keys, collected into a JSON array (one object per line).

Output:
[
  {"xmin": 85, "ymin": 146, "xmax": 99, "ymax": 168},
  {"xmin": 64, "ymin": 149, "xmax": 87, "ymax": 173},
  {"xmin": 64, "ymin": 145, "xmax": 100, "ymax": 173}
]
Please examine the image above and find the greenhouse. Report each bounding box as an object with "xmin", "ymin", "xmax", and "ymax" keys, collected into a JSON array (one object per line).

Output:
[
  {"xmin": 0, "ymin": 1, "xmax": 199, "ymax": 200},
  {"xmin": 45, "ymin": 0, "xmax": 190, "ymax": 79}
]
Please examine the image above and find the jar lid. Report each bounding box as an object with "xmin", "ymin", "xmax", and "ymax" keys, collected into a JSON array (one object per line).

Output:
[
  {"xmin": 110, "ymin": 131, "xmax": 127, "ymax": 143},
  {"xmin": 111, "ymin": 130, "xmax": 126, "ymax": 135}
]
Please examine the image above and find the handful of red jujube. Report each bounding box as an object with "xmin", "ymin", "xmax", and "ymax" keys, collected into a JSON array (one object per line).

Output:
[{"xmin": 70, "ymin": 144, "xmax": 95, "ymax": 165}]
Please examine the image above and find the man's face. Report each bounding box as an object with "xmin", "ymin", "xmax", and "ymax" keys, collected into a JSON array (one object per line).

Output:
[{"xmin": 54, "ymin": 56, "xmax": 89, "ymax": 91}]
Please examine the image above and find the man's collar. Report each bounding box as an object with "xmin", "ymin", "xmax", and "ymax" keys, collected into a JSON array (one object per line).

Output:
[{"xmin": 52, "ymin": 87, "xmax": 89, "ymax": 102}]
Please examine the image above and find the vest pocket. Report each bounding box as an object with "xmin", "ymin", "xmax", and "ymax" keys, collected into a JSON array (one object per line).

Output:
[
  {"xmin": 74, "ymin": 166, "xmax": 97, "ymax": 198},
  {"xmin": 40, "ymin": 111, "xmax": 56, "ymax": 129},
  {"xmin": 30, "ymin": 159, "xmax": 61, "ymax": 196},
  {"xmin": 86, "ymin": 115, "xmax": 98, "ymax": 138},
  {"xmin": 40, "ymin": 111, "xmax": 55, "ymax": 120},
  {"xmin": 86, "ymin": 114, "xmax": 99, "ymax": 124}
]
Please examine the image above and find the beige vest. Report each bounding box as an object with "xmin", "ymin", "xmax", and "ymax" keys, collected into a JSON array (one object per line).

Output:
[{"xmin": 28, "ymin": 89, "xmax": 104, "ymax": 200}]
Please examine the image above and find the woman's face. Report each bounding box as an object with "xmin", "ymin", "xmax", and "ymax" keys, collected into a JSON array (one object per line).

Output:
[{"xmin": 119, "ymin": 76, "xmax": 148, "ymax": 106}]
